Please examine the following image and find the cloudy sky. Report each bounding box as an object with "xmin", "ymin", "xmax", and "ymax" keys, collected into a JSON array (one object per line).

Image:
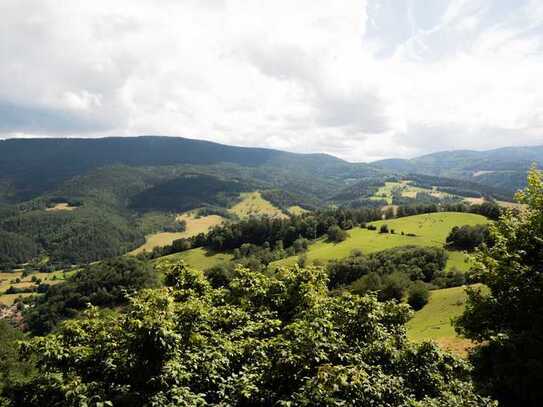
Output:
[{"xmin": 1, "ymin": 0, "xmax": 543, "ymax": 161}]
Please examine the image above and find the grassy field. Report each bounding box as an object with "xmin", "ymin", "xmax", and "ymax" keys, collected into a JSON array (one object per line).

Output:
[
  {"xmin": 157, "ymin": 247, "xmax": 234, "ymax": 270},
  {"xmin": 271, "ymin": 212, "xmax": 489, "ymax": 271},
  {"xmin": 130, "ymin": 213, "xmax": 224, "ymax": 255},
  {"xmin": 407, "ymin": 284, "xmax": 486, "ymax": 356},
  {"xmin": 45, "ymin": 202, "xmax": 77, "ymax": 211},
  {"xmin": 229, "ymin": 192, "xmax": 286, "ymax": 219},
  {"xmin": 371, "ymin": 181, "xmax": 452, "ymax": 204}
]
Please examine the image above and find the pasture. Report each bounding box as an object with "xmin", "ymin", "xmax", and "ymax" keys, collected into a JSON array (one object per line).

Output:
[
  {"xmin": 371, "ymin": 181, "xmax": 452, "ymax": 204},
  {"xmin": 271, "ymin": 212, "xmax": 489, "ymax": 271},
  {"xmin": 406, "ymin": 284, "xmax": 487, "ymax": 356},
  {"xmin": 130, "ymin": 213, "xmax": 224, "ymax": 255},
  {"xmin": 45, "ymin": 202, "xmax": 77, "ymax": 211},
  {"xmin": 229, "ymin": 192, "xmax": 286, "ymax": 219},
  {"xmin": 157, "ymin": 247, "xmax": 234, "ymax": 270}
]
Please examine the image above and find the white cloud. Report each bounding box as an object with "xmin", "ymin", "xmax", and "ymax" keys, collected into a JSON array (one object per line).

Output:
[{"xmin": 0, "ymin": 0, "xmax": 542, "ymax": 161}]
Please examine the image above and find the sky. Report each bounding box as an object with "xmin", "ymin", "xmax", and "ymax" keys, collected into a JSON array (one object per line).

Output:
[{"xmin": 1, "ymin": 0, "xmax": 543, "ymax": 162}]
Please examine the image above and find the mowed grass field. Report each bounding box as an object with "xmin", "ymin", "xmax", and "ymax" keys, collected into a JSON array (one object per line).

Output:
[
  {"xmin": 130, "ymin": 213, "xmax": 224, "ymax": 255},
  {"xmin": 407, "ymin": 284, "xmax": 487, "ymax": 356},
  {"xmin": 229, "ymin": 192, "xmax": 286, "ymax": 219},
  {"xmin": 271, "ymin": 212, "xmax": 489, "ymax": 271},
  {"xmin": 157, "ymin": 247, "xmax": 234, "ymax": 270}
]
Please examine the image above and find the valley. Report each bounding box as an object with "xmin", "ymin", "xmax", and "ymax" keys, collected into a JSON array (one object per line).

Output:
[{"xmin": 0, "ymin": 136, "xmax": 541, "ymax": 405}]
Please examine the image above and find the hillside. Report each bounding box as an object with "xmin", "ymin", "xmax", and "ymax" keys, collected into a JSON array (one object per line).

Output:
[
  {"xmin": 0, "ymin": 136, "xmax": 521, "ymax": 267},
  {"xmin": 273, "ymin": 212, "xmax": 488, "ymax": 271},
  {"xmin": 0, "ymin": 136, "xmax": 380, "ymax": 203},
  {"xmin": 167, "ymin": 212, "xmax": 489, "ymax": 272},
  {"xmin": 372, "ymin": 145, "xmax": 543, "ymax": 194}
]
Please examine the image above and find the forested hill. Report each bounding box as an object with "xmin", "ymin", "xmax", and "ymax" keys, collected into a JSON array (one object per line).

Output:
[
  {"xmin": 0, "ymin": 136, "xmax": 379, "ymax": 201},
  {"xmin": 372, "ymin": 145, "xmax": 543, "ymax": 193}
]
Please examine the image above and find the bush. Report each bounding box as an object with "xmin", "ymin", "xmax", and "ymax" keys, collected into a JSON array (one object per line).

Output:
[
  {"xmin": 4, "ymin": 262, "xmax": 493, "ymax": 406},
  {"xmin": 172, "ymin": 238, "xmax": 192, "ymax": 252},
  {"xmin": 327, "ymin": 225, "xmax": 348, "ymax": 243},
  {"xmin": 379, "ymin": 224, "xmax": 389, "ymax": 234},
  {"xmin": 446, "ymin": 224, "xmax": 491, "ymax": 251},
  {"xmin": 379, "ymin": 272, "xmax": 410, "ymax": 301},
  {"xmin": 408, "ymin": 282, "xmax": 430, "ymax": 310}
]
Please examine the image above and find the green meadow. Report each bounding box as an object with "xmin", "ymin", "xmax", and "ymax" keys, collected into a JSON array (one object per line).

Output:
[
  {"xmin": 370, "ymin": 180, "xmax": 452, "ymax": 204},
  {"xmin": 157, "ymin": 247, "xmax": 234, "ymax": 270},
  {"xmin": 161, "ymin": 212, "xmax": 489, "ymax": 273},
  {"xmin": 229, "ymin": 191, "xmax": 286, "ymax": 219},
  {"xmin": 406, "ymin": 284, "xmax": 487, "ymax": 355},
  {"xmin": 271, "ymin": 212, "xmax": 489, "ymax": 271}
]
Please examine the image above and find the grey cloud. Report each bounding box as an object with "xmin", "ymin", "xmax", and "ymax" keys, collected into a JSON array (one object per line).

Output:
[
  {"xmin": 315, "ymin": 88, "xmax": 389, "ymax": 133},
  {"xmin": 0, "ymin": 101, "xmax": 114, "ymax": 134}
]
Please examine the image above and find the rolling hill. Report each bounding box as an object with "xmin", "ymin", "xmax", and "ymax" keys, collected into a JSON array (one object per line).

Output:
[
  {"xmin": 0, "ymin": 136, "xmax": 380, "ymax": 202},
  {"xmin": 168, "ymin": 212, "xmax": 490, "ymax": 272},
  {"xmin": 372, "ymin": 145, "xmax": 543, "ymax": 194}
]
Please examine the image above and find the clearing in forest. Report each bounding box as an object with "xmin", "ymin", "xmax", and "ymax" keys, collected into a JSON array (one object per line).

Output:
[
  {"xmin": 45, "ymin": 202, "xmax": 77, "ymax": 211},
  {"xmin": 129, "ymin": 213, "xmax": 224, "ymax": 255},
  {"xmin": 228, "ymin": 192, "xmax": 286, "ymax": 219},
  {"xmin": 370, "ymin": 181, "xmax": 452, "ymax": 204}
]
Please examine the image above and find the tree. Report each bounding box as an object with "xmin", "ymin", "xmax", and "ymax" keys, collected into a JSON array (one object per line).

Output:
[
  {"xmin": 0, "ymin": 321, "xmax": 35, "ymax": 395},
  {"xmin": 408, "ymin": 282, "xmax": 430, "ymax": 310},
  {"xmin": 4, "ymin": 261, "xmax": 494, "ymax": 406},
  {"xmin": 446, "ymin": 224, "xmax": 491, "ymax": 251},
  {"xmin": 326, "ymin": 225, "xmax": 348, "ymax": 243},
  {"xmin": 455, "ymin": 167, "xmax": 543, "ymax": 406},
  {"xmin": 23, "ymin": 257, "xmax": 159, "ymax": 335}
]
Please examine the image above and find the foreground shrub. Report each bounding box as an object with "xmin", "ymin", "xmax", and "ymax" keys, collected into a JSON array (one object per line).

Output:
[
  {"xmin": 4, "ymin": 261, "xmax": 495, "ymax": 406},
  {"xmin": 455, "ymin": 167, "xmax": 543, "ymax": 406}
]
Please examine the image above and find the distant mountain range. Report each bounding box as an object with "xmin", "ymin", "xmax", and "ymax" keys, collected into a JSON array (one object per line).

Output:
[
  {"xmin": 0, "ymin": 136, "xmax": 380, "ymax": 202},
  {"xmin": 371, "ymin": 145, "xmax": 543, "ymax": 193},
  {"xmin": 1, "ymin": 136, "xmax": 541, "ymax": 204}
]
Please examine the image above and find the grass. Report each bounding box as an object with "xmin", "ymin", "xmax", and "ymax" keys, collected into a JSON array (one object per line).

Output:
[
  {"xmin": 271, "ymin": 212, "xmax": 489, "ymax": 271},
  {"xmin": 371, "ymin": 181, "xmax": 452, "ymax": 204},
  {"xmin": 0, "ymin": 293, "xmax": 35, "ymax": 305},
  {"xmin": 229, "ymin": 192, "xmax": 286, "ymax": 219},
  {"xmin": 157, "ymin": 247, "xmax": 234, "ymax": 270},
  {"xmin": 130, "ymin": 213, "xmax": 224, "ymax": 255},
  {"xmin": 406, "ymin": 284, "xmax": 487, "ymax": 356},
  {"xmin": 167, "ymin": 212, "xmax": 488, "ymax": 272},
  {"xmin": 370, "ymin": 182, "xmax": 399, "ymax": 204},
  {"xmin": 45, "ymin": 202, "xmax": 77, "ymax": 211},
  {"xmin": 288, "ymin": 205, "xmax": 309, "ymax": 215}
]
